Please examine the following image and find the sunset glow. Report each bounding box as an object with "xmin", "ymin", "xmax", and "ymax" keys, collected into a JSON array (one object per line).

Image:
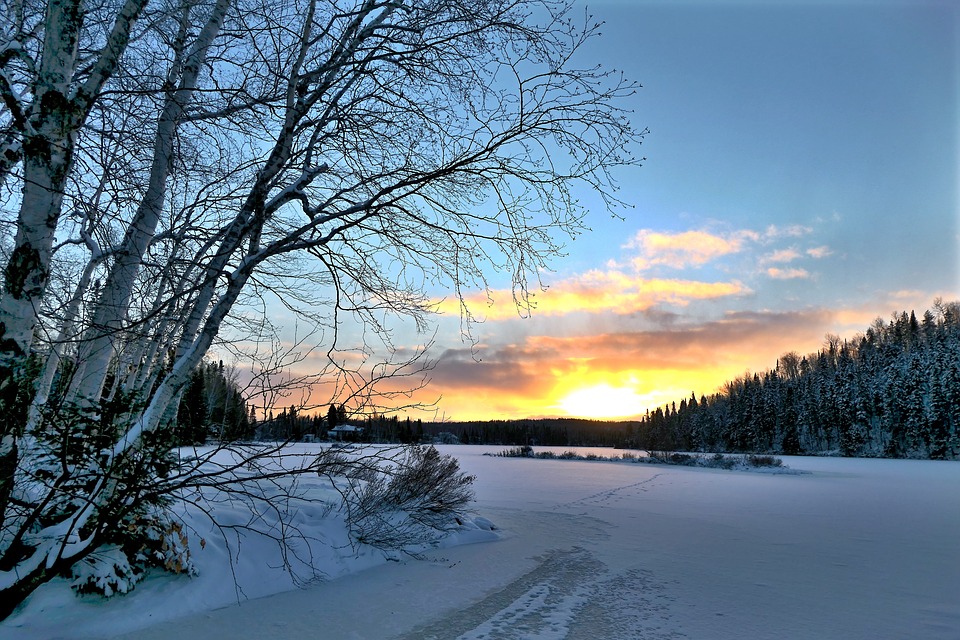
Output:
[{"xmin": 557, "ymin": 384, "xmax": 650, "ymax": 419}]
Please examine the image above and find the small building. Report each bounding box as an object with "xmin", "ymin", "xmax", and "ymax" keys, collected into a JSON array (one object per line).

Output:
[{"xmin": 328, "ymin": 424, "xmax": 364, "ymax": 441}]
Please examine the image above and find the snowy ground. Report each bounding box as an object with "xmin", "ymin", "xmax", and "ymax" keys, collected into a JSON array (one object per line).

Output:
[{"xmin": 4, "ymin": 446, "xmax": 959, "ymax": 639}]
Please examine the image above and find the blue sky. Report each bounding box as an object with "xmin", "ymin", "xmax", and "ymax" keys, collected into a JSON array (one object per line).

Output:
[{"xmin": 576, "ymin": 0, "xmax": 957, "ymax": 295}]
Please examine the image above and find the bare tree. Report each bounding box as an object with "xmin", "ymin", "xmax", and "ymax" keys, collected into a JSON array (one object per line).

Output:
[{"xmin": 0, "ymin": 0, "xmax": 643, "ymax": 614}]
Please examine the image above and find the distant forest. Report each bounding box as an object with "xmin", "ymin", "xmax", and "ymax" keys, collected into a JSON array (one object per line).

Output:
[{"xmin": 178, "ymin": 300, "xmax": 960, "ymax": 460}]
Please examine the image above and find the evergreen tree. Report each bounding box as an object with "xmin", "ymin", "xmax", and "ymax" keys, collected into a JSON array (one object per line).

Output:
[
  {"xmin": 175, "ymin": 359, "xmax": 251, "ymax": 443},
  {"xmin": 327, "ymin": 404, "xmax": 339, "ymax": 429},
  {"xmin": 176, "ymin": 368, "xmax": 208, "ymax": 445}
]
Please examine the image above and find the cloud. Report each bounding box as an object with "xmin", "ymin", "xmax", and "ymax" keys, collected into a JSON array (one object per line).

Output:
[
  {"xmin": 431, "ymin": 222, "xmax": 831, "ymax": 321},
  {"xmin": 626, "ymin": 229, "xmax": 750, "ymax": 270},
  {"xmin": 806, "ymin": 245, "xmax": 833, "ymax": 259},
  {"xmin": 428, "ymin": 345, "xmax": 543, "ymax": 393},
  {"xmin": 523, "ymin": 307, "xmax": 835, "ymax": 371},
  {"xmin": 761, "ymin": 248, "xmax": 802, "ymax": 265},
  {"xmin": 623, "ymin": 225, "xmax": 816, "ymax": 273},
  {"xmin": 764, "ymin": 224, "xmax": 813, "ymax": 239},
  {"xmin": 432, "ymin": 271, "xmax": 751, "ymax": 320},
  {"xmin": 304, "ymin": 293, "xmax": 957, "ymax": 421},
  {"xmin": 829, "ymin": 289, "xmax": 956, "ymax": 330},
  {"xmin": 766, "ymin": 267, "xmax": 810, "ymax": 280}
]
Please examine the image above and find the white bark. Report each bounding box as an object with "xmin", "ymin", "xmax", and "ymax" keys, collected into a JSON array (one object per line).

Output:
[
  {"xmin": 25, "ymin": 255, "xmax": 99, "ymax": 432},
  {"xmin": 0, "ymin": 0, "xmax": 147, "ymax": 363},
  {"xmin": 66, "ymin": 0, "xmax": 232, "ymax": 407}
]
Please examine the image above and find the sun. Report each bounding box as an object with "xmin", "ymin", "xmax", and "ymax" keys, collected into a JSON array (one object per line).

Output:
[{"xmin": 557, "ymin": 383, "xmax": 648, "ymax": 419}]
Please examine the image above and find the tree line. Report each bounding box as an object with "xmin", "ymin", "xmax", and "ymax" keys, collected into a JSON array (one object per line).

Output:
[
  {"xmin": 175, "ymin": 360, "xmax": 252, "ymax": 444},
  {"xmin": 421, "ymin": 418, "xmax": 631, "ymax": 448}
]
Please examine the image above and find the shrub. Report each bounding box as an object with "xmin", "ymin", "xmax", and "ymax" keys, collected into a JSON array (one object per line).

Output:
[
  {"xmin": 745, "ymin": 454, "xmax": 783, "ymax": 468},
  {"xmin": 346, "ymin": 446, "xmax": 476, "ymax": 549},
  {"xmin": 494, "ymin": 445, "xmax": 534, "ymax": 458},
  {"xmin": 71, "ymin": 510, "xmax": 196, "ymax": 597},
  {"xmin": 71, "ymin": 546, "xmax": 143, "ymax": 597},
  {"xmin": 707, "ymin": 453, "xmax": 736, "ymax": 469}
]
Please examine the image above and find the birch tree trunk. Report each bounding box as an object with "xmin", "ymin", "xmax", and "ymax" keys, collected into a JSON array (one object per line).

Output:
[
  {"xmin": 0, "ymin": 0, "xmax": 148, "ymax": 528},
  {"xmin": 66, "ymin": 0, "xmax": 232, "ymax": 409}
]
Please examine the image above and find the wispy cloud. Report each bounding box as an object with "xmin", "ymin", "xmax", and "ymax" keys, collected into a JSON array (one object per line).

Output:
[
  {"xmin": 624, "ymin": 225, "xmax": 816, "ymax": 273},
  {"xmin": 764, "ymin": 224, "xmax": 813, "ymax": 239},
  {"xmin": 433, "ymin": 271, "xmax": 751, "ymax": 320},
  {"xmin": 430, "ymin": 222, "xmax": 836, "ymax": 321},
  {"xmin": 626, "ymin": 229, "xmax": 751, "ymax": 270},
  {"xmin": 761, "ymin": 248, "xmax": 802, "ymax": 265},
  {"xmin": 766, "ymin": 267, "xmax": 811, "ymax": 280}
]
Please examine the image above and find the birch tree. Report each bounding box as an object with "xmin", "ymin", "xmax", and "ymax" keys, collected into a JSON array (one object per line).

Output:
[{"xmin": 0, "ymin": 0, "xmax": 642, "ymax": 613}]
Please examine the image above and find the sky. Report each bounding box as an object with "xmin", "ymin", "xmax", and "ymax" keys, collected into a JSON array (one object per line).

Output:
[{"xmin": 268, "ymin": 0, "xmax": 959, "ymax": 422}]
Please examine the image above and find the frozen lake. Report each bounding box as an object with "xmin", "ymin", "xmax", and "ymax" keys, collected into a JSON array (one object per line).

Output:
[{"xmin": 6, "ymin": 446, "xmax": 959, "ymax": 639}]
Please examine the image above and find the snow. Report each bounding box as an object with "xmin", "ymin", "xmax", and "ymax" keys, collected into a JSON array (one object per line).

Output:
[{"xmin": 3, "ymin": 445, "xmax": 959, "ymax": 639}]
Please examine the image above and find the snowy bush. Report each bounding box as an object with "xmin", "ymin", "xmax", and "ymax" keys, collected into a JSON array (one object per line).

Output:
[
  {"xmin": 345, "ymin": 446, "xmax": 475, "ymax": 549},
  {"xmin": 708, "ymin": 453, "xmax": 737, "ymax": 469},
  {"xmin": 71, "ymin": 546, "xmax": 143, "ymax": 597},
  {"xmin": 70, "ymin": 510, "xmax": 197, "ymax": 598},
  {"xmin": 490, "ymin": 447, "xmax": 787, "ymax": 472},
  {"xmin": 492, "ymin": 445, "xmax": 534, "ymax": 458},
  {"xmin": 745, "ymin": 454, "xmax": 783, "ymax": 468}
]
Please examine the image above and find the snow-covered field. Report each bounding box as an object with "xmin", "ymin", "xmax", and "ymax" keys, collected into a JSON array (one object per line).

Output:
[{"xmin": 4, "ymin": 445, "xmax": 959, "ymax": 639}]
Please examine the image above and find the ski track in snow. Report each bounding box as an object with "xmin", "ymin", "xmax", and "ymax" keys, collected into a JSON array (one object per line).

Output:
[{"xmin": 399, "ymin": 547, "xmax": 683, "ymax": 640}]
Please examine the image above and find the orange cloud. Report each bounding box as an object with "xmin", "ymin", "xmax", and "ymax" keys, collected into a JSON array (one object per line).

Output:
[
  {"xmin": 829, "ymin": 290, "xmax": 955, "ymax": 331},
  {"xmin": 624, "ymin": 225, "xmax": 816, "ymax": 272},
  {"xmin": 430, "ymin": 224, "xmax": 835, "ymax": 320},
  {"xmin": 432, "ymin": 271, "xmax": 750, "ymax": 320},
  {"xmin": 273, "ymin": 294, "xmax": 955, "ymax": 422}
]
